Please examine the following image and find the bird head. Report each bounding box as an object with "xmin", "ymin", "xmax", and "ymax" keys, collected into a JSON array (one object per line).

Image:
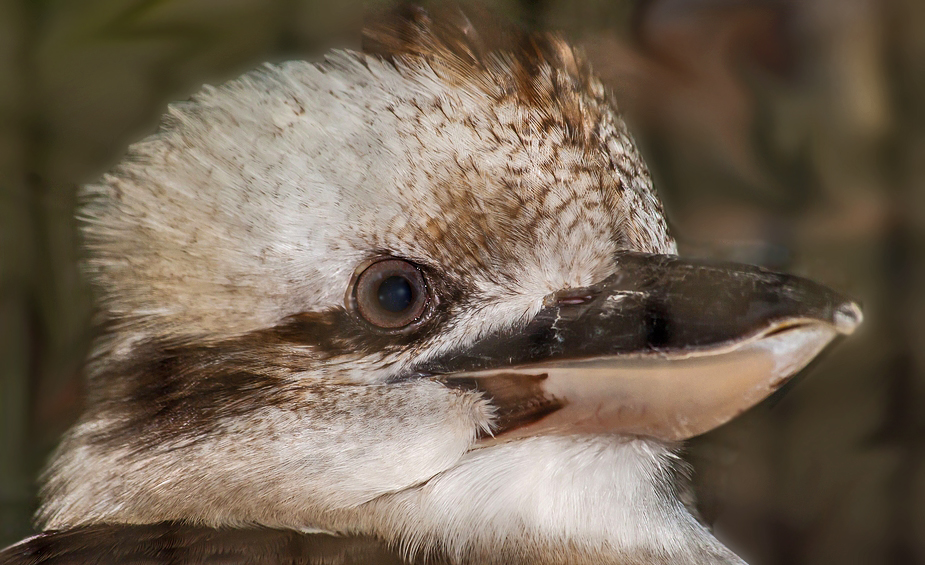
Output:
[{"xmin": 38, "ymin": 8, "xmax": 861, "ymax": 565}]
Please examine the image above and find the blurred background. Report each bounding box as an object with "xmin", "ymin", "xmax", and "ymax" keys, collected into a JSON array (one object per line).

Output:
[{"xmin": 0, "ymin": 0, "xmax": 922, "ymax": 563}]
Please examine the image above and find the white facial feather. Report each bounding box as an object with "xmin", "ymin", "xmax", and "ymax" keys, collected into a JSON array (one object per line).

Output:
[
  {"xmin": 40, "ymin": 382, "xmax": 493, "ymax": 528},
  {"xmin": 82, "ymin": 48, "xmax": 673, "ymax": 363}
]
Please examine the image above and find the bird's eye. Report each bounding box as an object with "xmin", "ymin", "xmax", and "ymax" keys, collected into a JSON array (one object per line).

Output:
[{"xmin": 353, "ymin": 259, "xmax": 429, "ymax": 330}]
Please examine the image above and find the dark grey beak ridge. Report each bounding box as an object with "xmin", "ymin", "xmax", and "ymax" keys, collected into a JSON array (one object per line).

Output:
[{"xmin": 424, "ymin": 252, "xmax": 861, "ymax": 374}]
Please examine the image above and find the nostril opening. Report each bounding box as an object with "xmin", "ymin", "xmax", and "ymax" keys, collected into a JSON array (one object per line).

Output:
[
  {"xmin": 833, "ymin": 301, "xmax": 863, "ymax": 335},
  {"xmin": 552, "ymin": 288, "xmax": 597, "ymax": 307}
]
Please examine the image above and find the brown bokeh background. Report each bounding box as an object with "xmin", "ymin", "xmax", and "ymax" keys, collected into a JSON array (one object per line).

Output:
[{"xmin": 0, "ymin": 0, "xmax": 922, "ymax": 563}]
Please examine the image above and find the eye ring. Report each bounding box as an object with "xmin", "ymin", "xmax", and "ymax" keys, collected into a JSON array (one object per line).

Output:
[{"xmin": 350, "ymin": 258, "xmax": 431, "ymax": 330}]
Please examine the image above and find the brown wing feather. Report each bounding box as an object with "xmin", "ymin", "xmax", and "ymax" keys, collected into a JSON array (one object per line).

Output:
[{"xmin": 0, "ymin": 524, "xmax": 423, "ymax": 565}]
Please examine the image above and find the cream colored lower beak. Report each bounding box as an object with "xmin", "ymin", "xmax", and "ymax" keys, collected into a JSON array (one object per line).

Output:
[{"xmin": 471, "ymin": 318, "xmax": 853, "ymax": 444}]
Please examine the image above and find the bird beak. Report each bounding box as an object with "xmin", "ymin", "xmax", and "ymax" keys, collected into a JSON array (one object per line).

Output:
[{"xmin": 421, "ymin": 252, "xmax": 862, "ymax": 443}]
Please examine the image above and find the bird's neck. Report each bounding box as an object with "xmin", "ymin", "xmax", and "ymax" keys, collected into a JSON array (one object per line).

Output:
[{"xmin": 340, "ymin": 436, "xmax": 747, "ymax": 565}]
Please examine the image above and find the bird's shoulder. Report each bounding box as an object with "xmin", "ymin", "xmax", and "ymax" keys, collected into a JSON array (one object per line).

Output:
[{"xmin": 0, "ymin": 523, "xmax": 423, "ymax": 565}]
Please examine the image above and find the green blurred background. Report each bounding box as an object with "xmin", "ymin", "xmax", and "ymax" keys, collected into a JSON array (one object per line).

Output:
[{"xmin": 0, "ymin": 0, "xmax": 922, "ymax": 563}]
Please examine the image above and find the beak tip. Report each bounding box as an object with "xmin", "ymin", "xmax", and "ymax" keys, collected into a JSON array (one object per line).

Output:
[{"xmin": 833, "ymin": 301, "xmax": 863, "ymax": 335}]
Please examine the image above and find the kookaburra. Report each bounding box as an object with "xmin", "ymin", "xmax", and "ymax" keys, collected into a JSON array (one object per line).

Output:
[{"xmin": 2, "ymin": 8, "xmax": 861, "ymax": 565}]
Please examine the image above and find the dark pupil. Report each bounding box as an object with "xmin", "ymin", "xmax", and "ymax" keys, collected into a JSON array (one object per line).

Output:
[{"xmin": 377, "ymin": 276, "xmax": 414, "ymax": 313}]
